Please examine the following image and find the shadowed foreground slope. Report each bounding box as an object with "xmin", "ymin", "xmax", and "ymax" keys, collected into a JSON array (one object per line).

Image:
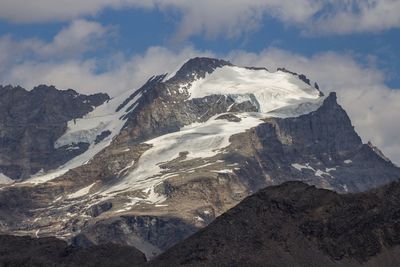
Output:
[
  {"xmin": 149, "ymin": 181, "xmax": 400, "ymax": 267},
  {"xmin": 0, "ymin": 235, "xmax": 146, "ymax": 267}
]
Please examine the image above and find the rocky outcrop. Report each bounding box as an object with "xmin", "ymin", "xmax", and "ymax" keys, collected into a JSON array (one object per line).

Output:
[
  {"xmin": 0, "ymin": 235, "xmax": 146, "ymax": 267},
  {"xmin": 0, "ymin": 85, "xmax": 109, "ymax": 179},
  {"xmin": 234, "ymin": 92, "xmax": 400, "ymax": 193},
  {"xmin": 149, "ymin": 181, "xmax": 400, "ymax": 267}
]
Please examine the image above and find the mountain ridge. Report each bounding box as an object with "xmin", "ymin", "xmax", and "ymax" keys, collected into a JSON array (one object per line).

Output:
[{"xmin": 148, "ymin": 180, "xmax": 400, "ymax": 267}]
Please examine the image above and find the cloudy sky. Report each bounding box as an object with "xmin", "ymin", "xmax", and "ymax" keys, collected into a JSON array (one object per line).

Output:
[{"xmin": 0, "ymin": 0, "xmax": 399, "ymax": 164}]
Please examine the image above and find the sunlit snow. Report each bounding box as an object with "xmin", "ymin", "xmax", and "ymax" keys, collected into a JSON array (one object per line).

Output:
[
  {"xmin": 188, "ymin": 66, "xmax": 321, "ymax": 113},
  {"xmin": 0, "ymin": 173, "xmax": 13, "ymax": 185}
]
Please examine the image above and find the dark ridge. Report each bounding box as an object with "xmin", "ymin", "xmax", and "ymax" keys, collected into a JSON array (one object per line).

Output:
[
  {"xmin": 277, "ymin": 67, "xmax": 324, "ymax": 94},
  {"xmin": 116, "ymin": 74, "xmax": 167, "ymax": 113},
  {"xmin": 149, "ymin": 181, "xmax": 400, "ymax": 267},
  {"xmin": 277, "ymin": 67, "xmax": 298, "ymax": 75},
  {"xmin": 298, "ymin": 74, "xmax": 311, "ymax": 85},
  {"xmin": 0, "ymin": 235, "xmax": 146, "ymax": 267},
  {"xmin": 277, "ymin": 67, "xmax": 311, "ymax": 85},
  {"xmin": 171, "ymin": 57, "xmax": 232, "ymax": 81},
  {"xmin": 245, "ymin": 66, "xmax": 269, "ymax": 71}
]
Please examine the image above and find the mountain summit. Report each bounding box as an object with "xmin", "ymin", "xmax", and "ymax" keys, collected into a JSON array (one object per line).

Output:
[{"xmin": 0, "ymin": 57, "xmax": 399, "ymax": 258}]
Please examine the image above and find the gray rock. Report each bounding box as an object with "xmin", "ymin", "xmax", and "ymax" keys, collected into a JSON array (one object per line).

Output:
[{"xmin": 0, "ymin": 85, "xmax": 109, "ymax": 179}]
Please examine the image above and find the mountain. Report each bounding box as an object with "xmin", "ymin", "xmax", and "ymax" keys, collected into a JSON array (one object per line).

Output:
[
  {"xmin": 0, "ymin": 235, "xmax": 146, "ymax": 267},
  {"xmin": 0, "ymin": 57, "xmax": 399, "ymax": 259},
  {"xmin": 149, "ymin": 181, "xmax": 400, "ymax": 267}
]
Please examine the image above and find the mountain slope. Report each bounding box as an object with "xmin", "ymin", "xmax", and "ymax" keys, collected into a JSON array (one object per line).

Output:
[
  {"xmin": 0, "ymin": 57, "xmax": 399, "ymax": 259},
  {"xmin": 0, "ymin": 85, "xmax": 109, "ymax": 180},
  {"xmin": 149, "ymin": 181, "xmax": 400, "ymax": 267},
  {"xmin": 0, "ymin": 235, "xmax": 146, "ymax": 267}
]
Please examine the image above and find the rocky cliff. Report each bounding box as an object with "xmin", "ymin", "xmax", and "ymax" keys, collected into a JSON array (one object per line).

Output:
[{"xmin": 0, "ymin": 85, "xmax": 109, "ymax": 180}]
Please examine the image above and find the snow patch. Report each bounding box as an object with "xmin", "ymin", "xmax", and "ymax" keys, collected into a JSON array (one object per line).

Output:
[
  {"xmin": 118, "ymin": 160, "xmax": 135, "ymax": 176},
  {"xmin": 291, "ymin": 163, "xmax": 314, "ymax": 172},
  {"xmin": 103, "ymin": 113, "xmax": 264, "ymax": 195},
  {"xmin": 115, "ymin": 186, "xmax": 166, "ymax": 212},
  {"xmin": 212, "ymin": 169, "xmax": 234, "ymax": 174},
  {"xmin": 67, "ymin": 183, "xmax": 96, "ymax": 199},
  {"xmin": 344, "ymin": 159, "xmax": 353, "ymax": 164},
  {"xmin": 187, "ymin": 66, "xmax": 322, "ymax": 114},
  {"xmin": 343, "ymin": 184, "xmax": 349, "ymax": 192},
  {"xmin": 0, "ymin": 173, "xmax": 13, "ymax": 185},
  {"xmin": 195, "ymin": 216, "xmax": 205, "ymax": 222},
  {"xmin": 24, "ymin": 87, "xmax": 143, "ymax": 184},
  {"xmin": 292, "ymin": 163, "xmax": 333, "ymax": 178}
]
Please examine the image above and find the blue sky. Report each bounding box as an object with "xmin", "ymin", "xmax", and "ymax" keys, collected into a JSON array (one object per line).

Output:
[
  {"xmin": 1, "ymin": 2, "xmax": 399, "ymax": 87},
  {"xmin": 0, "ymin": 0, "xmax": 399, "ymax": 164}
]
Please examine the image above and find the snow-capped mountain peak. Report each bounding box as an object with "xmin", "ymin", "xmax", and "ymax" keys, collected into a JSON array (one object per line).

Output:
[{"xmin": 1, "ymin": 57, "xmax": 399, "ymax": 259}]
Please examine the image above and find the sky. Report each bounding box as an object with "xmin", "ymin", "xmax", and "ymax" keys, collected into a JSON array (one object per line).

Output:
[{"xmin": 0, "ymin": 0, "xmax": 399, "ymax": 165}]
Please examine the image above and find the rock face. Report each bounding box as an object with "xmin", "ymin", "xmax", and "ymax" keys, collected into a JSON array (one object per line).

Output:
[
  {"xmin": 0, "ymin": 235, "xmax": 146, "ymax": 267},
  {"xmin": 0, "ymin": 57, "xmax": 399, "ymax": 259},
  {"xmin": 0, "ymin": 85, "xmax": 109, "ymax": 180},
  {"xmin": 149, "ymin": 181, "xmax": 400, "ymax": 267}
]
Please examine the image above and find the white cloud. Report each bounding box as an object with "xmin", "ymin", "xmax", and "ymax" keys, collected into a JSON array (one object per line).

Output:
[
  {"xmin": 308, "ymin": 0, "xmax": 400, "ymax": 35},
  {"xmin": 156, "ymin": 0, "xmax": 321, "ymax": 41},
  {"xmin": 0, "ymin": 44, "xmax": 212, "ymax": 97},
  {"xmin": 0, "ymin": 20, "xmax": 399, "ymax": 165},
  {"xmin": 0, "ymin": 19, "xmax": 112, "ymax": 66},
  {"xmin": 0, "ymin": 0, "xmax": 144, "ymax": 23},
  {"xmin": 228, "ymin": 48, "xmax": 400, "ymax": 165},
  {"xmin": 39, "ymin": 19, "xmax": 114, "ymax": 57},
  {"xmin": 1, "ymin": 1, "xmax": 399, "ymax": 37}
]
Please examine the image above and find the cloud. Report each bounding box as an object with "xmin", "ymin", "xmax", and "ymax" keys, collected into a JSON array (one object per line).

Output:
[
  {"xmin": 0, "ymin": 0, "xmax": 142, "ymax": 23},
  {"xmin": 0, "ymin": 19, "xmax": 113, "ymax": 66},
  {"xmin": 228, "ymin": 48, "xmax": 400, "ymax": 165},
  {"xmin": 0, "ymin": 42, "xmax": 212, "ymax": 96},
  {"xmin": 0, "ymin": 19, "xmax": 399, "ymax": 165},
  {"xmin": 156, "ymin": 0, "xmax": 321, "ymax": 41},
  {"xmin": 1, "ymin": 1, "xmax": 399, "ymax": 38},
  {"xmin": 307, "ymin": 0, "xmax": 400, "ymax": 35},
  {"xmin": 39, "ymin": 19, "xmax": 114, "ymax": 57}
]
